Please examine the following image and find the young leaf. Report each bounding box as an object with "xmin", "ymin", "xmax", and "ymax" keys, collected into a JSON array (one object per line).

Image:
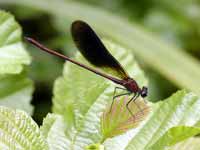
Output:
[
  {"xmin": 40, "ymin": 114, "xmax": 70, "ymax": 150},
  {"xmin": 101, "ymin": 96, "xmax": 150, "ymax": 139},
  {"xmin": 0, "ymin": 106, "xmax": 48, "ymax": 150},
  {"xmin": 0, "ymin": 11, "xmax": 31, "ymax": 74}
]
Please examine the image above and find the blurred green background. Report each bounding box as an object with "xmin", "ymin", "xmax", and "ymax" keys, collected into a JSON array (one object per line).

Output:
[{"xmin": 0, "ymin": 0, "xmax": 200, "ymax": 124}]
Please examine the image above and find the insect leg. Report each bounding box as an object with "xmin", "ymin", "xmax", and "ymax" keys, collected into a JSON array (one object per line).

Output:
[
  {"xmin": 126, "ymin": 93, "xmax": 138, "ymax": 117},
  {"xmin": 133, "ymin": 94, "xmax": 145, "ymax": 115},
  {"xmin": 109, "ymin": 87, "xmax": 130, "ymax": 113}
]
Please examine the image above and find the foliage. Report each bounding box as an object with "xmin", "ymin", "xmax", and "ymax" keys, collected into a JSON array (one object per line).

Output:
[
  {"xmin": 1, "ymin": 0, "xmax": 200, "ymax": 96},
  {"xmin": 0, "ymin": 106, "xmax": 48, "ymax": 150},
  {"xmin": 0, "ymin": 1, "xmax": 199, "ymax": 150},
  {"xmin": 0, "ymin": 11, "xmax": 33, "ymax": 114}
]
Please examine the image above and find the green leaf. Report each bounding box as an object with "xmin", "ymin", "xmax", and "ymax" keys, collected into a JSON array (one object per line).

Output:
[
  {"xmin": 124, "ymin": 90, "xmax": 200, "ymax": 150},
  {"xmin": 40, "ymin": 114, "xmax": 70, "ymax": 150},
  {"xmin": 0, "ymin": 106, "xmax": 48, "ymax": 150},
  {"xmin": 169, "ymin": 137, "xmax": 200, "ymax": 150},
  {"xmin": 0, "ymin": 10, "xmax": 31, "ymax": 74},
  {"xmin": 1, "ymin": 2, "xmax": 200, "ymax": 149},
  {"xmin": 0, "ymin": 11, "xmax": 33, "ymax": 114},
  {"xmin": 53, "ymin": 39, "xmax": 147, "ymax": 149},
  {"xmin": 149, "ymin": 126, "xmax": 200, "ymax": 149},
  {"xmin": 1, "ymin": 0, "xmax": 199, "ymax": 95},
  {"xmin": 0, "ymin": 73, "xmax": 34, "ymax": 114}
]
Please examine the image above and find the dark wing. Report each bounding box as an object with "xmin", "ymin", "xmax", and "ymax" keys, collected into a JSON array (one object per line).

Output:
[{"xmin": 71, "ymin": 20, "xmax": 129, "ymax": 79}]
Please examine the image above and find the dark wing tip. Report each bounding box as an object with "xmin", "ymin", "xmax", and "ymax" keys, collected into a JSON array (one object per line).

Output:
[
  {"xmin": 71, "ymin": 20, "xmax": 91, "ymax": 35},
  {"xmin": 71, "ymin": 20, "xmax": 129, "ymax": 79},
  {"xmin": 71, "ymin": 20, "xmax": 87, "ymax": 28},
  {"xmin": 71, "ymin": 20, "xmax": 85, "ymax": 30}
]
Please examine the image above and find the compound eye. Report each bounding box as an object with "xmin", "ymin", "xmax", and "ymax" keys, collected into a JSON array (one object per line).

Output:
[{"xmin": 141, "ymin": 86, "xmax": 148, "ymax": 97}]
